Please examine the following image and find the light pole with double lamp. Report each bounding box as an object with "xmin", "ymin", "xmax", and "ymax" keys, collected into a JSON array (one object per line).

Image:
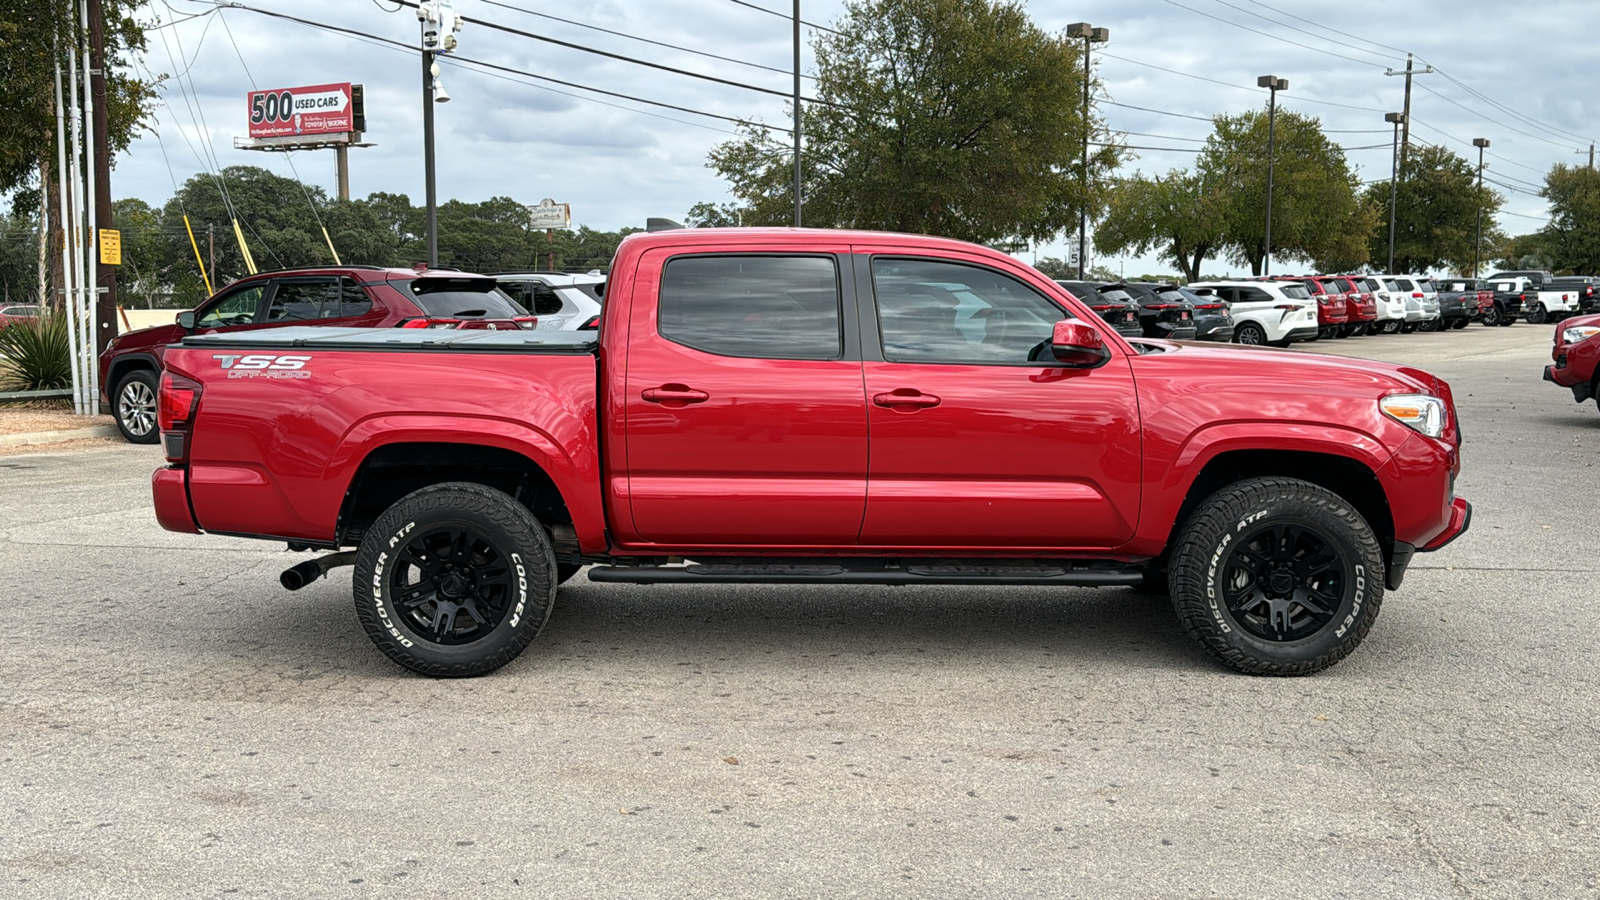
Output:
[
  {"xmin": 1067, "ymin": 22, "xmax": 1109, "ymax": 279},
  {"xmin": 1385, "ymin": 111, "xmax": 1407, "ymax": 273},
  {"xmin": 1473, "ymin": 137, "xmax": 1490, "ymax": 278},
  {"xmin": 1257, "ymin": 75, "xmax": 1288, "ymax": 276}
]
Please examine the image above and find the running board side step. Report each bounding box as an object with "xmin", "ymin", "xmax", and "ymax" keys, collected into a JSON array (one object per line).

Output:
[{"xmin": 585, "ymin": 560, "xmax": 1144, "ymax": 587}]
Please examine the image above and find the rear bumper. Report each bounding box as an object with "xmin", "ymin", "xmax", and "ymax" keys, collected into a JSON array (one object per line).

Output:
[
  {"xmin": 1284, "ymin": 326, "xmax": 1321, "ymax": 343},
  {"xmin": 152, "ymin": 466, "xmax": 199, "ymax": 534}
]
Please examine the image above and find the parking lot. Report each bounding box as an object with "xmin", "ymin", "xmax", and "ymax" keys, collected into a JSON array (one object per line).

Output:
[{"xmin": 2, "ymin": 324, "xmax": 1596, "ymax": 899}]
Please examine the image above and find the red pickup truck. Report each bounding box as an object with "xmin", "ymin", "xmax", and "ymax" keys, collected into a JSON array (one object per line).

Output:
[
  {"xmin": 151, "ymin": 229, "xmax": 1470, "ymax": 678},
  {"xmin": 1544, "ymin": 313, "xmax": 1600, "ymax": 411}
]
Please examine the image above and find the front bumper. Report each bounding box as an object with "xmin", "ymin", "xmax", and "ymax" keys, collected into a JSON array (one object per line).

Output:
[
  {"xmin": 1420, "ymin": 497, "xmax": 1472, "ymax": 551},
  {"xmin": 152, "ymin": 466, "xmax": 199, "ymax": 534}
]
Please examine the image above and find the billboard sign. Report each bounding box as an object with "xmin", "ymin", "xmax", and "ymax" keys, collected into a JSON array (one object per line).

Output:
[
  {"xmin": 247, "ymin": 83, "xmax": 355, "ymax": 139},
  {"xmin": 528, "ymin": 198, "xmax": 572, "ymax": 230}
]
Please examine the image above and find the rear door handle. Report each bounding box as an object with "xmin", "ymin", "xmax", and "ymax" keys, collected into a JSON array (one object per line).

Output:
[
  {"xmin": 642, "ymin": 385, "xmax": 710, "ymax": 404},
  {"xmin": 873, "ymin": 389, "xmax": 941, "ymax": 409}
]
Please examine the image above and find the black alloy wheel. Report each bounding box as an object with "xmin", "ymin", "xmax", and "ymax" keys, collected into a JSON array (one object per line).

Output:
[
  {"xmin": 113, "ymin": 370, "xmax": 160, "ymax": 444},
  {"xmin": 1169, "ymin": 476, "xmax": 1384, "ymax": 675},
  {"xmin": 1235, "ymin": 322, "xmax": 1267, "ymax": 346},
  {"xmin": 353, "ymin": 482, "xmax": 557, "ymax": 677},
  {"xmin": 1209, "ymin": 522, "xmax": 1348, "ymax": 643}
]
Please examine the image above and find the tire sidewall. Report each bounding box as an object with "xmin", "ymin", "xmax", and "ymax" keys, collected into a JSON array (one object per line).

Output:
[
  {"xmin": 1172, "ymin": 480, "xmax": 1384, "ymax": 674},
  {"xmin": 353, "ymin": 483, "xmax": 556, "ymax": 676},
  {"xmin": 114, "ymin": 370, "xmax": 161, "ymax": 444}
]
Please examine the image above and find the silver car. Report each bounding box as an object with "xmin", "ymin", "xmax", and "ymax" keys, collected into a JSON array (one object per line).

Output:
[{"xmin": 492, "ymin": 272, "xmax": 604, "ymax": 331}]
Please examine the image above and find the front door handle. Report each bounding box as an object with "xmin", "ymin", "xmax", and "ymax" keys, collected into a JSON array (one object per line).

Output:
[
  {"xmin": 873, "ymin": 389, "xmax": 941, "ymax": 410},
  {"xmin": 642, "ymin": 384, "xmax": 710, "ymax": 404}
]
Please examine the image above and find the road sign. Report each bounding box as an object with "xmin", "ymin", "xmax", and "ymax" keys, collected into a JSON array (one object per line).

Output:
[
  {"xmin": 98, "ymin": 229, "xmax": 121, "ymax": 266},
  {"xmin": 248, "ymin": 83, "xmax": 356, "ymax": 139},
  {"xmin": 528, "ymin": 198, "xmax": 571, "ymax": 230},
  {"xmin": 1068, "ymin": 246, "xmax": 1082, "ymax": 266}
]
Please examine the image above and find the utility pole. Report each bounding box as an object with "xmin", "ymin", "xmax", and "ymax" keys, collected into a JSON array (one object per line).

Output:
[
  {"xmin": 792, "ymin": 1, "xmax": 801, "ymax": 227},
  {"xmin": 1591, "ymin": 143, "xmax": 1595, "ymax": 170},
  {"xmin": 1384, "ymin": 53, "xmax": 1432, "ymax": 170},
  {"xmin": 417, "ymin": 2, "xmax": 461, "ymax": 268},
  {"xmin": 1257, "ymin": 75, "xmax": 1288, "ymax": 277},
  {"xmin": 208, "ymin": 223, "xmax": 215, "ymax": 278},
  {"xmin": 1473, "ymin": 138, "xmax": 1489, "ymax": 279},
  {"xmin": 88, "ymin": 0, "xmax": 114, "ymax": 358},
  {"xmin": 1067, "ymin": 23, "xmax": 1109, "ymax": 280},
  {"xmin": 1385, "ymin": 112, "xmax": 1406, "ymax": 274}
]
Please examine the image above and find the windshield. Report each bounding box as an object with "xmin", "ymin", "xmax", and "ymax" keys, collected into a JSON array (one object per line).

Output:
[
  {"xmin": 1154, "ymin": 289, "xmax": 1189, "ymax": 305},
  {"xmin": 1095, "ymin": 288, "xmax": 1133, "ymax": 303},
  {"xmin": 1280, "ymin": 285, "xmax": 1312, "ymax": 300},
  {"xmin": 403, "ymin": 278, "xmax": 526, "ymax": 318}
]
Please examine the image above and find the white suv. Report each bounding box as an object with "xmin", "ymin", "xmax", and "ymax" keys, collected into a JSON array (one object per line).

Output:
[
  {"xmin": 492, "ymin": 272, "xmax": 604, "ymax": 331},
  {"xmin": 1186, "ymin": 280, "xmax": 1320, "ymax": 347},
  {"xmin": 1379, "ymin": 276, "xmax": 1441, "ymax": 333},
  {"xmin": 1352, "ymin": 276, "xmax": 1406, "ymax": 333}
]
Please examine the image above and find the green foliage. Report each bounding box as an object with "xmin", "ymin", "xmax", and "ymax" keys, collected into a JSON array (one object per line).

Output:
[
  {"xmin": 0, "ymin": 312, "xmax": 70, "ymax": 390},
  {"xmin": 0, "ymin": 211, "xmax": 41, "ymax": 304},
  {"xmin": 1538, "ymin": 164, "xmax": 1600, "ymax": 275},
  {"xmin": 1364, "ymin": 144, "xmax": 1501, "ymax": 273},
  {"xmin": 1198, "ymin": 109, "xmax": 1365, "ymax": 274},
  {"xmin": 0, "ymin": 0, "xmax": 158, "ymax": 200},
  {"xmin": 685, "ymin": 202, "xmax": 745, "ymax": 228},
  {"xmin": 1095, "ymin": 172, "xmax": 1224, "ymax": 282},
  {"xmin": 708, "ymin": 0, "xmax": 1122, "ymax": 244},
  {"xmin": 1490, "ymin": 231, "xmax": 1552, "ymax": 271},
  {"xmin": 1032, "ymin": 257, "xmax": 1074, "ymax": 279}
]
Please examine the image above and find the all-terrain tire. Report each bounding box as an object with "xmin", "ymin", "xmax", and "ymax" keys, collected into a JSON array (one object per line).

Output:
[
  {"xmin": 1168, "ymin": 477, "xmax": 1385, "ymax": 676},
  {"xmin": 113, "ymin": 370, "xmax": 161, "ymax": 444},
  {"xmin": 352, "ymin": 482, "xmax": 557, "ymax": 677}
]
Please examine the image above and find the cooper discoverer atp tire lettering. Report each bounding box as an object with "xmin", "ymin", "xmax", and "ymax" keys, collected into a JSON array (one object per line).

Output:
[
  {"xmin": 1169, "ymin": 477, "xmax": 1384, "ymax": 676},
  {"xmin": 352, "ymin": 482, "xmax": 557, "ymax": 677}
]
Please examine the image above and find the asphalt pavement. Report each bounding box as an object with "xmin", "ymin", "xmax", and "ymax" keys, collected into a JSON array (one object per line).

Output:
[{"xmin": 1, "ymin": 322, "xmax": 1596, "ymax": 899}]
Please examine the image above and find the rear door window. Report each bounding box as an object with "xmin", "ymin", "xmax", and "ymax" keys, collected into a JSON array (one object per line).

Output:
[
  {"xmin": 658, "ymin": 255, "xmax": 842, "ymax": 360},
  {"xmin": 501, "ymin": 281, "xmax": 566, "ymax": 316},
  {"xmin": 1280, "ymin": 285, "xmax": 1312, "ymax": 300}
]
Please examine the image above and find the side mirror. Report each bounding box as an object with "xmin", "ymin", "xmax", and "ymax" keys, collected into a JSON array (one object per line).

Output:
[
  {"xmin": 1049, "ymin": 319, "xmax": 1111, "ymax": 368},
  {"xmin": 176, "ymin": 311, "xmax": 196, "ymax": 331}
]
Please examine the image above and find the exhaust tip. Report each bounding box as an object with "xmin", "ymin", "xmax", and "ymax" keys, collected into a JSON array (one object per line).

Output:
[{"xmin": 280, "ymin": 559, "xmax": 323, "ymax": 591}]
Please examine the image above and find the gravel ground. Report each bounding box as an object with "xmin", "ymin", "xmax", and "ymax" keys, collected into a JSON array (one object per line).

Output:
[
  {"xmin": 0, "ymin": 408, "xmax": 111, "ymax": 436},
  {"xmin": 1, "ymin": 322, "xmax": 1595, "ymax": 899}
]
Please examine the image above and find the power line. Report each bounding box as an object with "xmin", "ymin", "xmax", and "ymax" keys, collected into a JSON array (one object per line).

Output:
[
  {"xmin": 480, "ymin": 0, "xmax": 815, "ymax": 80},
  {"xmin": 1204, "ymin": 0, "xmax": 1404, "ymax": 66},
  {"xmin": 1156, "ymin": 0, "xmax": 1388, "ymax": 70},
  {"xmin": 1238, "ymin": 0, "xmax": 1409, "ymax": 57},
  {"xmin": 1425, "ymin": 66, "xmax": 1596, "ymax": 148},
  {"xmin": 723, "ymin": 0, "xmax": 843, "ymax": 36},
  {"xmin": 1098, "ymin": 51, "xmax": 1385, "ymax": 114},
  {"xmin": 210, "ymin": 2, "xmax": 793, "ymax": 134},
  {"xmin": 1096, "ymin": 142, "xmax": 1201, "ymax": 153},
  {"xmin": 1411, "ymin": 81, "xmax": 1585, "ymax": 153},
  {"xmin": 1106, "ymin": 100, "xmax": 1213, "ymax": 123}
]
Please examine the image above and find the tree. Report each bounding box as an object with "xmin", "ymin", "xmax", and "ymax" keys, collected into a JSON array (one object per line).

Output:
[
  {"xmin": 1095, "ymin": 172, "xmax": 1226, "ymax": 282},
  {"xmin": 1363, "ymin": 144, "xmax": 1500, "ymax": 274},
  {"xmin": 684, "ymin": 202, "xmax": 744, "ymax": 228},
  {"xmin": 1198, "ymin": 109, "xmax": 1363, "ymax": 274},
  {"xmin": 1539, "ymin": 164, "xmax": 1600, "ymax": 274},
  {"xmin": 1490, "ymin": 231, "xmax": 1551, "ymax": 271},
  {"xmin": 708, "ymin": 0, "xmax": 1121, "ymax": 245}
]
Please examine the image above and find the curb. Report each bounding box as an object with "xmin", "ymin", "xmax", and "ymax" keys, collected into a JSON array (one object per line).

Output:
[{"xmin": 0, "ymin": 424, "xmax": 120, "ymax": 448}]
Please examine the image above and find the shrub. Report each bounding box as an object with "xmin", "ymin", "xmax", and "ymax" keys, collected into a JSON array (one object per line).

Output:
[{"xmin": 0, "ymin": 313, "xmax": 72, "ymax": 391}]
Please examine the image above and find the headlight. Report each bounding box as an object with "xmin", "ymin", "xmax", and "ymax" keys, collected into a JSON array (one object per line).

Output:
[
  {"xmin": 1380, "ymin": 393, "xmax": 1447, "ymax": 439},
  {"xmin": 1561, "ymin": 325, "xmax": 1600, "ymax": 345}
]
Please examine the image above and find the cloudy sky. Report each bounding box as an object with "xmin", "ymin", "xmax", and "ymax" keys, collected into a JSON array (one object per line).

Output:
[{"xmin": 123, "ymin": 0, "xmax": 1599, "ymax": 275}]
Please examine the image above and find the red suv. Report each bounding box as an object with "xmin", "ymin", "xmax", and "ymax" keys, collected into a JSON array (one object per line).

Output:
[
  {"xmin": 1322, "ymin": 275, "xmax": 1378, "ymax": 336},
  {"xmin": 99, "ymin": 265, "xmax": 534, "ymax": 442}
]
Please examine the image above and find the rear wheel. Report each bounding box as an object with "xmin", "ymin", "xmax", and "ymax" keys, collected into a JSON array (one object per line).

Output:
[
  {"xmin": 1482, "ymin": 305, "xmax": 1502, "ymax": 326},
  {"xmin": 1378, "ymin": 320, "xmax": 1400, "ymax": 335},
  {"xmin": 1527, "ymin": 304, "xmax": 1547, "ymax": 324},
  {"xmin": 1451, "ymin": 317, "xmax": 1469, "ymax": 329},
  {"xmin": 352, "ymin": 482, "xmax": 558, "ymax": 677},
  {"xmin": 1234, "ymin": 322, "xmax": 1267, "ymax": 346},
  {"xmin": 1401, "ymin": 322, "xmax": 1417, "ymax": 334},
  {"xmin": 113, "ymin": 370, "xmax": 160, "ymax": 444},
  {"xmin": 1168, "ymin": 477, "xmax": 1384, "ymax": 676}
]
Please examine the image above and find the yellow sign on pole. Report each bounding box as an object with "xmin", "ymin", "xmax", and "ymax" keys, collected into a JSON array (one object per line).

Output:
[{"xmin": 98, "ymin": 228, "xmax": 122, "ymax": 266}]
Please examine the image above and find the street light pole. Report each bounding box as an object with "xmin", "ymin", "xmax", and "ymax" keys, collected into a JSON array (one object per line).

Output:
[
  {"xmin": 1067, "ymin": 23, "xmax": 1108, "ymax": 280},
  {"xmin": 793, "ymin": 0, "xmax": 801, "ymax": 227},
  {"xmin": 1473, "ymin": 137, "xmax": 1490, "ymax": 278},
  {"xmin": 1385, "ymin": 112, "xmax": 1406, "ymax": 274},
  {"xmin": 1256, "ymin": 76, "xmax": 1288, "ymax": 277}
]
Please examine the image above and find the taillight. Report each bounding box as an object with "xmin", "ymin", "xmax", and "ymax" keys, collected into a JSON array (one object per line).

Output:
[
  {"xmin": 1195, "ymin": 303, "xmax": 1225, "ymax": 310},
  {"xmin": 1412, "ymin": 292, "xmax": 1424, "ymax": 298},
  {"xmin": 158, "ymin": 371, "xmax": 202, "ymax": 464},
  {"xmin": 513, "ymin": 316, "xmax": 539, "ymax": 330},
  {"xmin": 1147, "ymin": 303, "xmax": 1181, "ymax": 310},
  {"xmin": 400, "ymin": 317, "xmax": 461, "ymax": 329},
  {"xmin": 579, "ymin": 315, "xmax": 600, "ymax": 331}
]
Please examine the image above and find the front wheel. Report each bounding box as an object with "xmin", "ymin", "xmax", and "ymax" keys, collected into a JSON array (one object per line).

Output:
[
  {"xmin": 1527, "ymin": 304, "xmax": 1547, "ymax": 324},
  {"xmin": 113, "ymin": 370, "xmax": 161, "ymax": 444},
  {"xmin": 352, "ymin": 482, "xmax": 558, "ymax": 677},
  {"xmin": 1168, "ymin": 477, "xmax": 1384, "ymax": 676}
]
